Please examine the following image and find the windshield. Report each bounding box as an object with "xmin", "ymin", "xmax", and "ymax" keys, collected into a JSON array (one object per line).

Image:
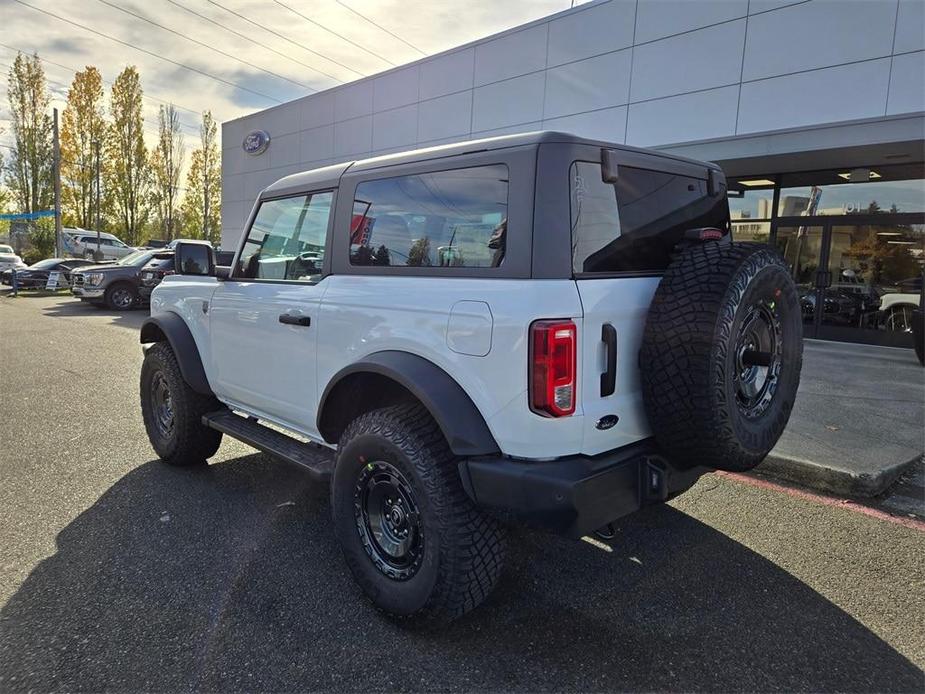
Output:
[
  {"xmin": 117, "ymin": 249, "xmax": 156, "ymax": 266},
  {"xmin": 0, "ymin": 245, "xmax": 14, "ymax": 254}
]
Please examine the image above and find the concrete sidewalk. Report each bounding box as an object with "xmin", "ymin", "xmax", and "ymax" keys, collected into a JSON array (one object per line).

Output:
[{"xmin": 758, "ymin": 339, "xmax": 925, "ymax": 497}]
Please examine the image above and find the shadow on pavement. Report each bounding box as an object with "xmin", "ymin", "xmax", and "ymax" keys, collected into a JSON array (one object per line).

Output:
[
  {"xmin": 39, "ymin": 297, "xmax": 148, "ymax": 330},
  {"xmin": 1, "ymin": 453, "xmax": 920, "ymax": 692}
]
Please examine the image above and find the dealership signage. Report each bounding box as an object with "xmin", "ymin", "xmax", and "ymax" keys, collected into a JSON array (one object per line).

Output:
[{"xmin": 242, "ymin": 129, "xmax": 271, "ymax": 156}]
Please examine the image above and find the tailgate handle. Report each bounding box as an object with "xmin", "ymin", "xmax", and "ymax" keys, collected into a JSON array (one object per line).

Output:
[
  {"xmin": 600, "ymin": 323, "xmax": 617, "ymax": 397},
  {"xmin": 279, "ymin": 313, "xmax": 311, "ymax": 327}
]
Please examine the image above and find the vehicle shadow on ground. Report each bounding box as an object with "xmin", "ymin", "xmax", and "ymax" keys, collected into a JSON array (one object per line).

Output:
[
  {"xmin": 38, "ymin": 296, "xmax": 148, "ymax": 330},
  {"xmin": 1, "ymin": 453, "xmax": 920, "ymax": 692}
]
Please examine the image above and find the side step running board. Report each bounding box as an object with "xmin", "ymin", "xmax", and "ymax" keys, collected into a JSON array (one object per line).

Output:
[{"xmin": 202, "ymin": 409, "xmax": 334, "ymax": 481}]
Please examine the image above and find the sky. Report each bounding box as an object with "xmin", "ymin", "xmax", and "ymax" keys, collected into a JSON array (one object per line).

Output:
[{"xmin": 0, "ymin": 0, "xmax": 582, "ymax": 154}]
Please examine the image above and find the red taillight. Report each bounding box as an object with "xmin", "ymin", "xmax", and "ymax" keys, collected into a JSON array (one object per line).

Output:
[{"xmin": 530, "ymin": 319, "xmax": 577, "ymax": 417}]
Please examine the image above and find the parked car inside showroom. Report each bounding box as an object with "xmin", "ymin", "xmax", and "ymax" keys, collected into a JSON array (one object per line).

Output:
[
  {"xmin": 1, "ymin": 257, "xmax": 96, "ymax": 288},
  {"xmin": 70, "ymin": 248, "xmax": 160, "ymax": 309},
  {"xmin": 0, "ymin": 244, "xmax": 26, "ymax": 273}
]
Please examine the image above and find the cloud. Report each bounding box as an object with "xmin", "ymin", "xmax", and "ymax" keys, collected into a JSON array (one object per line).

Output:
[{"xmin": 0, "ymin": 0, "xmax": 581, "ymax": 155}]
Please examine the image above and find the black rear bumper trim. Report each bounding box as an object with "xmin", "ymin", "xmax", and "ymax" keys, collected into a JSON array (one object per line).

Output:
[{"xmin": 459, "ymin": 440, "xmax": 705, "ymax": 538}]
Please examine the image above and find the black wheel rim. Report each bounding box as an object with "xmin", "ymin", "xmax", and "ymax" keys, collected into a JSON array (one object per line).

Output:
[
  {"xmin": 151, "ymin": 371, "xmax": 175, "ymax": 439},
  {"xmin": 354, "ymin": 460, "xmax": 424, "ymax": 581},
  {"xmin": 733, "ymin": 299, "xmax": 783, "ymax": 419},
  {"xmin": 112, "ymin": 288, "xmax": 133, "ymax": 309}
]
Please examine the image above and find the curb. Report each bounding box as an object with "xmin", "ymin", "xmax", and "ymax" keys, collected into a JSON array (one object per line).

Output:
[{"xmin": 756, "ymin": 452, "xmax": 924, "ymax": 498}]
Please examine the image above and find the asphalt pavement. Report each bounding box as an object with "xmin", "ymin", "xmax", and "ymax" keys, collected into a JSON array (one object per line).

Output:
[{"xmin": 1, "ymin": 292, "xmax": 923, "ymax": 693}]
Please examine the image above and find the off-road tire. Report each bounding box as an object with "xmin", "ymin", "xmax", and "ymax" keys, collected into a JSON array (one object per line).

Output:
[
  {"xmin": 140, "ymin": 342, "xmax": 222, "ymax": 466},
  {"xmin": 641, "ymin": 242, "xmax": 802, "ymax": 472},
  {"xmin": 331, "ymin": 403, "xmax": 505, "ymax": 625},
  {"xmin": 105, "ymin": 282, "xmax": 137, "ymax": 310}
]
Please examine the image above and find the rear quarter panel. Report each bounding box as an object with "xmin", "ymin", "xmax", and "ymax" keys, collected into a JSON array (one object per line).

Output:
[{"xmin": 317, "ymin": 275, "xmax": 586, "ymax": 459}]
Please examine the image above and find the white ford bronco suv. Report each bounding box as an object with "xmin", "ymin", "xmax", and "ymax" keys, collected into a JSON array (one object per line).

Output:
[{"xmin": 139, "ymin": 132, "xmax": 802, "ymax": 624}]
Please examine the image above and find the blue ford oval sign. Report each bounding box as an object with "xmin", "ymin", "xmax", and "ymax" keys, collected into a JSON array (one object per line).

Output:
[{"xmin": 242, "ymin": 129, "xmax": 270, "ymax": 156}]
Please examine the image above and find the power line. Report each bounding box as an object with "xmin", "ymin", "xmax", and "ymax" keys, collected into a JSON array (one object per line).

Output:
[
  {"xmin": 0, "ymin": 41, "xmax": 207, "ymax": 126},
  {"xmin": 165, "ymin": 0, "xmax": 345, "ymax": 86},
  {"xmin": 10, "ymin": 0, "xmax": 283, "ymax": 105},
  {"xmin": 204, "ymin": 0, "xmax": 368, "ymax": 79},
  {"xmin": 334, "ymin": 0, "xmax": 426, "ymax": 55},
  {"xmin": 272, "ymin": 0, "xmax": 396, "ymax": 66},
  {"xmin": 94, "ymin": 0, "xmax": 316, "ymax": 92}
]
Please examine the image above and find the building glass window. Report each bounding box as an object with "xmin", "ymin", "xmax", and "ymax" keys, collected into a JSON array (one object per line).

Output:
[
  {"xmin": 777, "ymin": 165, "xmax": 925, "ymax": 217},
  {"xmin": 350, "ymin": 165, "xmax": 509, "ymax": 268}
]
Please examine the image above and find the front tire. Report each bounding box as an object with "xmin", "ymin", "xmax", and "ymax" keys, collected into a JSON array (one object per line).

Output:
[
  {"xmin": 105, "ymin": 282, "xmax": 137, "ymax": 310},
  {"xmin": 140, "ymin": 342, "xmax": 222, "ymax": 466},
  {"xmin": 331, "ymin": 403, "xmax": 505, "ymax": 624}
]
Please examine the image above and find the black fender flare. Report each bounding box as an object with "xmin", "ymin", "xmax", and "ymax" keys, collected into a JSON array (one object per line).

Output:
[
  {"xmin": 140, "ymin": 312, "xmax": 213, "ymax": 396},
  {"xmin": 318, "ymin": 351, "xmax": 500, "ymax": 457}
]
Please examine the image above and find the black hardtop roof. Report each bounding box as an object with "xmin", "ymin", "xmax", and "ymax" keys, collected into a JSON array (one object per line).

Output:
[{"xmin": 261, "ymin": 130, "xmax": 721, "ymax": 197}]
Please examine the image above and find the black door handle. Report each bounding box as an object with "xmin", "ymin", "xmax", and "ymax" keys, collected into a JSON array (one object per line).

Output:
[
  {"xmin": 601, "ymin": 323, "xmax": 617, "ymax": 397},
  {"xmin": 279, "ymin": 313, "xmax": 311, "ymax": 327}
]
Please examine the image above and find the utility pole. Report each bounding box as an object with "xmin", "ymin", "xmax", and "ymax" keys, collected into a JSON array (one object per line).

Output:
[
  {"xmin": 94, "ymin": 140, "xmax": 101, "ymax": 258},
  {"xmin": 52, "ymin": 108, "xmax": 62, "ymax": 258}
]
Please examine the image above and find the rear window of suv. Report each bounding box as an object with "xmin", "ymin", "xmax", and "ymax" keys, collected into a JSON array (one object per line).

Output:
[
  {"xmin": 350, "ymin": 165, "xmax": 508, "ymax": 269},
  {"xmin": 570, "ymin": 161, "xmax": 729, "ymax": 275}
]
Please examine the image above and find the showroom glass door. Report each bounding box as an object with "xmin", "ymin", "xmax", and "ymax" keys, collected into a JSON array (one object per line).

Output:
[
  {"xmin": 774, "ymin": 219, "xmax": 924, "ymax": 346},
  {"xmin": 774, "ymin": 224, "xmax": 826, "ymax": 338},
  {"xmin": 818, "ymin": 221, "xmax": 924, "ymax": 347}
]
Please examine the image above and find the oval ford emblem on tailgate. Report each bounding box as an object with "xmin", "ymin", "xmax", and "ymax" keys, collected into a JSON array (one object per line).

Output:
[
  {"xmin": 596, "ymin": 414, "xmax": 619, "ymax": 430},
  {"xmin": 242, "ymin": 130, "xmax": 270, "ymax": 156}
]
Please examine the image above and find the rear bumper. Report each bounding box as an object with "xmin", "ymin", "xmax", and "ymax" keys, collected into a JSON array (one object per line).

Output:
[{"xmin": 459, "ymin": 440, "xmax": 706, "ymax": 538}]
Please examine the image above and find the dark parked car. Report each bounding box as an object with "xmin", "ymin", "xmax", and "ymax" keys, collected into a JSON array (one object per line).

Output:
[
  {"xmin": 138, "ymin": 252, "xmax": 175, "ymax": 300},
  {"xmin": 1, "ymin": 258, "xmax": 97, "ymax": 288},
  {"xmin": 137, "ymin": 249, "xmax": 234, "ymax": 300},
  {"xmin": 70, "ymin": 248, "xmax": 162, "ymax": 309}
]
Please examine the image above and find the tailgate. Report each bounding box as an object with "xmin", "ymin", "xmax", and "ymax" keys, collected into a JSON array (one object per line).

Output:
[{"xmin": 576, "ymin": 277, "xmax": 659, "ymax": 455}]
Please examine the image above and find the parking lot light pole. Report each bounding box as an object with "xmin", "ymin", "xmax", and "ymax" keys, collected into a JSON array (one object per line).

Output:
[
  {"xmin": 93, "ymin": 140, "xmax": 101, "ymax": 260},
  {"xmin": 52, "ymin": 108, "xmax": 62, "ymax": 258}
]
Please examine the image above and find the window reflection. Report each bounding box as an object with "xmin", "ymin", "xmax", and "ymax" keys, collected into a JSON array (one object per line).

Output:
[{"xmin": 350, "ymin": 165, "xmax": 509, "ymax": 269}]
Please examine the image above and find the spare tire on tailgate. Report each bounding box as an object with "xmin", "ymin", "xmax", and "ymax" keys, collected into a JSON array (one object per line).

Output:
[{"xmin": 641, "ymin": 241, "xmax": 802, "ymax": 472}]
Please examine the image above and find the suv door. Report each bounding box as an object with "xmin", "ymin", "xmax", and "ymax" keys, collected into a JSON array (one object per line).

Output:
[{"xmin": 209, "ymin": 190, "xmax": 334, "ymax": 436}]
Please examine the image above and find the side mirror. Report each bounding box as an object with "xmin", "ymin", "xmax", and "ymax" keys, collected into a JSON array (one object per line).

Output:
[
  {"xmin": 601, "ymin": 148, "xmax": 619, "ymax": 183},
  {"xmin": 174, "ymin": 241, "xmax": 214, "ymax": 276}
]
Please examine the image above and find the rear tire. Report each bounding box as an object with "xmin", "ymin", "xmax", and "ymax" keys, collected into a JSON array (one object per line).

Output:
[
  {"xmin": 331, "ymin": 403, "xmax": 506, "ymax": 625},
  {"xmin": 140, "ymin": 342, "xmax": 222, "ymax": 466},
  {"xmin": 641, "ymin": 242, "xmax": 803, "ymax": 472}
]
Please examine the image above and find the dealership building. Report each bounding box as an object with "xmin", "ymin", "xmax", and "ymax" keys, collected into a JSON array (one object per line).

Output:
[{"xmin": 222, "ymin": 0, "xmax": 924, "ymax": 347}]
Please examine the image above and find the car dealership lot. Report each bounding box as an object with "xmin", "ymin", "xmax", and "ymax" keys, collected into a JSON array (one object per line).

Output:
[{"xmin": 1, "ymin": 293, "xmax": 923, "ymax": 692}]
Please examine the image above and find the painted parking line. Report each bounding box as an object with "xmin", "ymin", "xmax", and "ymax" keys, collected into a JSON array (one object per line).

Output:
[{"xmin": 716, "ymin": 471, "xmax": 925, "ymax": 532}]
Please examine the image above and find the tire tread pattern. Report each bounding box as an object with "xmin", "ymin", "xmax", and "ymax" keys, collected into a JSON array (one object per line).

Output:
[
  {"xmin": 640, "ymin": 242, "xmax": 802, "ymax": 471},
  {"xmin": 336, "ymin": 403, "xmax": 505, "ymax": 624},
  {"xmin": 140, "ymin": 342, "xmax": 222, "ymax": 466}
]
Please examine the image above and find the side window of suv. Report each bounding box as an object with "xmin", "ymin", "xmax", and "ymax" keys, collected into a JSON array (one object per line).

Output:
[
  {"xmin": 235, "ymin": 191, "xmax": 333, "ymax": 282},
  {"xmin": 350, "ymin": 164, "xmax": 508, "ymax": 268}
]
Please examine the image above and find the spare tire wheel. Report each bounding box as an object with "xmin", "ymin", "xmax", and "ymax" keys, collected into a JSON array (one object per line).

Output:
[{"xmin": 641, "ymin": 242, "xmax": 802, "ymax": 472}]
